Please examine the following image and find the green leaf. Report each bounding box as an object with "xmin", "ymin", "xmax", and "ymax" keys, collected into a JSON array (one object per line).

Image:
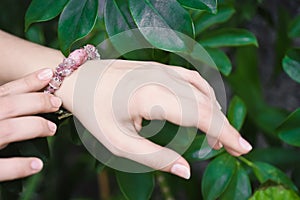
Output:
[
  {"xmin": 25, "ymin": 0, "xmax": 69, "ymax": 31},
  {"xmin": 177, "ymin": 0, "xmax": 217, "ymax": 14},
  {"xmin": 282, "ymin": 49, "xmax": 300, "ymax": 84},
  {"xmin": 18, "ymin": 138, "xmax": 50, "ymax": 163},
  {"xmin": 289, "ymin": 15, "xmax": 300, "ymax": 38},
  {"xmin": 25, "ymin": 24, "xmax": 46, "ymax": 45},
  {"xmin": 252, "ymin": 162, "xmax": 298, "ymax": 192},
  {"xmin": 200, "ymin": 28, "xmax": 258, "ymax": 48},
  {"xmin": 246, "ymin": 148, "xmax": 300, "ymax": 168},
  {"xmin": 277, "ymin": 108, "xmax": 300, "ymax": 147},
  {"xmin": 228, "ymin": 96, "xmax": 247, "ymax": 131},
  {"xmin": 183, "ymin": 135, "xmax": 224, "ymax": 162},
  {"xmin": 104, "ymin": 0, "xmax": 153, "ymax": 59},
  {"xmin": 129, "ymin": 0, "xmax": 195, "ymax": 52},
  {"xmin": 249, "ymin": 185, "xmax": 300, "ymax": 200},
  {"xmin": 202, "ymin": 154, "xmax": 237, "ymax": 200},
  {"xmin": 116, "ymin": 171, "xmax": 154, "ymax": 200},
  {"xmin": 228, "ymin": 47, "xmax": 288, "ymax": 135},
  {"xmin": 58, "ymin": 0, "xmax": 98, "ymax": 55},
  {"xmin": 194, "ymin": 6, "xmax": 235, "ymax": 34},
  {"xmin": 105, "ymin": 0, "xmax": 136, "ymax": 34},
  {"xmin": 206, "ymin": 47, "xmax": 232, "ymax": 76},
  {"xmin": 220, "ymin": 164, "xmax": 251, "ymax": 200}
]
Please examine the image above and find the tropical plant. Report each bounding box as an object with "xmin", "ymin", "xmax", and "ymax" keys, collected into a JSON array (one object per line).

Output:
[{"xmin": 0, "ymin": 0, "xmax": 300, "ymax": 199}]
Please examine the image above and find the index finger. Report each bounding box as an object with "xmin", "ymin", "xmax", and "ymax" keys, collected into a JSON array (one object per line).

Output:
[{"xmin": 0, "ymin": 68, "xmax": 53, "ymax": 97}]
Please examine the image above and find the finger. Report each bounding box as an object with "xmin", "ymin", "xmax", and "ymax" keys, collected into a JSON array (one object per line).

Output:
[
  {"xmin": 109, "ymin": 132, "xmax": 191, "ymax": 180},
  {"xmin": 0, "ymin": 116, "xmax": 57, "ymax": 148},
  {"xmin": 0, "ymin": 157, "xmax": 43, "ymax": 181},
  {"xmin": 0, "ymin": 93, "xmax": 62, "ymax": 120},
  {"xmin": 200, "ymin": 106, "xmax": 252, "ymax": 155},
  {"xmin": 0, "ymin": 68, "xmax": 53, "ymax": 97},
  {"xmin": 207, "ymin": 135, "xmax": 223, "ymax": 150},
  {"xmin": 218, "ymin": 122, "xmax": 252, "ymax": 156},
  {"xmin": 166, "ymin": 66, "xmax": 216, "ymax": 100}
]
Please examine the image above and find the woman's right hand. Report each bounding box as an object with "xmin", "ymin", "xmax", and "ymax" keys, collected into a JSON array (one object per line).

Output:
[
  {"xmin": 64, "ymin": 60, "xmax": 252, "ymax": 179},
  {"xmin": 0, "ymin": 68, "xmax": 62, "ymax": 182}
]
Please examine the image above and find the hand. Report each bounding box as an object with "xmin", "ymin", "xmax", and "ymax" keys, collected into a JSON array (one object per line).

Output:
[
  {"xmin": 0, "ymin": 69, "xmax": 62, "ymax": 181},
  {"xmin": 60, "ymin": 60, "xmax": 252, "ymax": 179}
]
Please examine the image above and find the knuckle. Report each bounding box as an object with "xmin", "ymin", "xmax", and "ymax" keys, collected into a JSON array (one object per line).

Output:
[
  {"xmin": 36, "ymin": 117, "xmax": 55, "ymax": 136},
  {"xmin": 37, "ymin": 94, "xmax": 52, "ymax": 111},
  {"xmin": 22, "ymin": 75, "xmax": 36, "ymax": 91},
  {"xmin": 0, "ymin": 97, "xmax": 15, "ymax": 118},
  {"xmin": 190, "ymin": 70, "xmax": 200, "ymax": 77},
  {"xmin": 0, "ymin": 84, "xmax": 10, "ymax": 96},
  {"xmin": 0, "ymin": 120, "xmax": 13, "ymax": 147}
]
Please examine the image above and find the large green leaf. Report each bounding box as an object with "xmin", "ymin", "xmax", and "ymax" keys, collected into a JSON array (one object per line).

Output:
[
  {"xmin": 194, "ymin": 6, "xmax": 235, "ymax": 34},
  {"xmin": 289, "ymin": 15, "xmax": 300, "ymax": 38},
  {"xmin": 129, "ymin": 0, "xmax": 195, "ymax": 52},
  {"xmin": 276, "ymin": 108, "xmax": 300, "ymax": 147},
  {"xmin": 249, "ymin": 185, "xmax": 300, "ymax": 200},
  {"xmin": 200, "ymin": 28, "xmax": 258, "ymax": 48},
  {"xmin": 105, "ymin": 0, "xmax": 136, "ymax": 35},
  {"xmin": 104, "ymin": 0, "xmax": 153, "ymax": 59},
  {"xmin": 58, "ymin": 0, "xmax": 98, "ymax": 55},
  {"xmin": 205, "ymin": 47, "xmax": 232, "ymax": 76},
  {"xmin": 25, "ymin": 0, "xmax": 69, "ymax": 31},
  {"xmin": 183, "ymin": 135, "xmax": 224, "ymax": 162},
  {"xmin": 202, "ymin": 153, "xmax": 237, "ymax": 200},
  {"xmin": 282, "ymin": 49, "xmax": 300, "ymax": 84},
  {"xmin": 228, "ymin": 96, "xmax": 247, "ymax": 131},
  {"xmin": 220, "ymin": 164, "xmax": 251, "ymax": 200},
  {"xmin": 252, "ymin": 162, "xmax": 298, "ymax": 192},
  {"xmin": 177, "ymin": 0, "xmax": 217, "ymax": 14},
  {"xmin": 116, "ymin": 171, "xmax": 154, "ymax": 200}
]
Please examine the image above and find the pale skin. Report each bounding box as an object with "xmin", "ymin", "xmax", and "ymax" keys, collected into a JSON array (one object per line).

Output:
[{"xmin": 0, "ymin": 30, "xmax": 252, "ymax": 181}]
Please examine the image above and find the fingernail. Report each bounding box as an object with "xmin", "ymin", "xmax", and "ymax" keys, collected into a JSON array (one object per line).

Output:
[
  {"xmin": 239, "ymin": 137, "xmax": 252, "ymax": 151},
  {"xmin": 50, "ymin": 96, "xmax": 62, "ymax": 107},
  {"xmin": 218, "ymin": 142, "xmax": 223, "ymax": 148},
  {"xmin": 48, "ymin": 121, "xmax": 57, "ymax": 133},
  {"xmin": 171, "ymin": 164, "xmax": 190, "ymax": 179},
  {"xmin": 38, "ymin": 69, "xmax": 53, "ymax": 80},
  {"xmin": 31, "ymin": 159, "xmax": 43, "ymax": 171}
]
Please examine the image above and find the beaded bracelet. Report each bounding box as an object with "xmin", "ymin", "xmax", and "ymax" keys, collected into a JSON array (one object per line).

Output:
[{"xmin": 44, "ymin": 44, "xmax": 100, "ymax": 94}]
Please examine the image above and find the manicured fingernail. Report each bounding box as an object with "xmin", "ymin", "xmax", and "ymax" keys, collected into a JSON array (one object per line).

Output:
[
  {"xmin": 171, "ymin": 164, "xmax": 190, "ymax": 179},
  {"xmin": 48, "ymin": 121, "xmax": 57, "ymax": 132},
  {"xmin": 31, "ymin": 159, "xmax": 43, "ymax": 171},
  {"xmin": 38, "ymin": 69, "xmax": 53, "ymax": 80},
  {"xmin": 50, "ymin": 96, "xmax": 62, "ymax": 107},
  {"xmin": 239, "ymin": 137, "xmax": 252, "ymax": 151},
  {"xmin": 218, "ymin": 142, "xmax": 223, "ymax": 148}
]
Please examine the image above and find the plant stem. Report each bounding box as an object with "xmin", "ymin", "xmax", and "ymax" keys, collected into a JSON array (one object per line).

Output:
[
  {"xmin": 238, "ymin": 156, "xmax": 254, "ymax": 167},
  {"xmin": 98, "ymin": 169, "xmax": 110, "ymax": 200},
  {"xmin": 20, "ymin": 173, "xmax": 42, "ymax": 200},
  {"xmin": 156, "ymin": 173, "xmax": 175, "ymax": 200}
]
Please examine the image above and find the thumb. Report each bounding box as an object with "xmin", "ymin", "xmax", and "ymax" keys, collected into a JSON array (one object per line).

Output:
[{"xmin": 0, "ymin": 157, "xmax": 43, "ymax": 181}]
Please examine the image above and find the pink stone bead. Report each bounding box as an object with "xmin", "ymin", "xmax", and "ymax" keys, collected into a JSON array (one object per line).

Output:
[
  {"xmin": 69, "ymin": 49, "xmax": 88, "ymax": 66},
  {"xmin": 84, "ymin": 44, "xmax": 100, "ymax": 60},
  {"xmin": 49, "ymin": 76, "xmax": 63, "ymax": 89},
  {"xmin": 44, "ymin": 44, "xmax": 99, "ymax": 94}
]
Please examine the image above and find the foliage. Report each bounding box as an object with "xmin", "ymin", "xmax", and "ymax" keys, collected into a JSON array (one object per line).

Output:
[{"xmin": 0, "ymin": 0, "xmax": 300, "ymax": 199}]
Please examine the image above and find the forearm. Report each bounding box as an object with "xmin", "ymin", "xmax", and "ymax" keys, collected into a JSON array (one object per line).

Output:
[
  {"xmin": 0, "ymin": 30, "xmax": 76, "ymax": 111},
  {"xmin": 0, "ymin": 30, "xmax": 64, "ymax": 84}
]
